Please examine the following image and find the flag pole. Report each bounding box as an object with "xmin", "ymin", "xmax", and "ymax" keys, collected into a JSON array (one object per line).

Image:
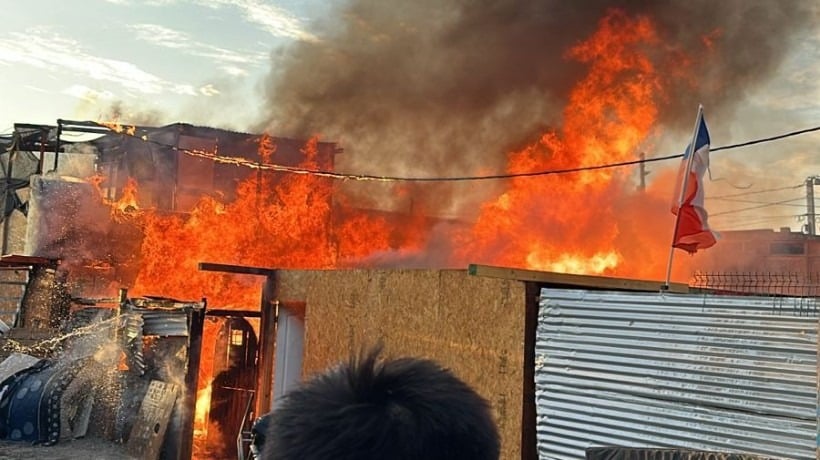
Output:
[{"xmin": 663, "ymin": 104, "xmax": 704, "ymax": 290}]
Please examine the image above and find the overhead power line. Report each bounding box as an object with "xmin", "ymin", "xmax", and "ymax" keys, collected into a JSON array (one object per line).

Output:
[
  {"xmin": 710, "ymin": 125, "xmax": 820, "ymax": 152},
  {"xmin": 710, "ymin": 213, "xmax": 798, "ymax": 222},
  {"xmin": 721, "ymin": 221, "xmax": 800, "ymax": 231},
  {"xmin": 81, "ymin": 121, "xmax": 820, "ymax": 182},
  {"xmin": 709, "ymin": 197, "xmax": 807, "ymax": 217},
  {"xmin": 710, "ymin": 196, "xmax": 805, "ymax": 207},
  {"xmin": 709, "ymin": 184, "xmax": 804, "ymax": 199}
]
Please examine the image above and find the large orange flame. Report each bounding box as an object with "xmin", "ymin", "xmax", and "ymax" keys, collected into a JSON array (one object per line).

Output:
[
  {"xmin": 100, "ymin": 121, "xmax": 137, "ymax": 137},
  {"xmin": 89, "ymin": 174, "xmax": 141, "ymax": 222},
  {"xmin": 85, "ymin": 9, "xmax": 703, "ymax": 305},
  {"xmin": 130, "ymin": 136, "xmax": 413, "ymax": 307},
  {"xmin": 453, "ymin": 10, "xmax": 692, "ymax": 279}
]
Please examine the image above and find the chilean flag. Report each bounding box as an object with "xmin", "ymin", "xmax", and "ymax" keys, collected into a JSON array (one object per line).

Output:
[{"xmin": 671, "ymin": 113, "xmax": 717, "ymax": 253}]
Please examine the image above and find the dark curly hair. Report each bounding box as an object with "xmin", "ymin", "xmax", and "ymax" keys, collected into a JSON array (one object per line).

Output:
[{"xmin": 260, "ymin": 346, "xmax": 500, "ymax": 460}]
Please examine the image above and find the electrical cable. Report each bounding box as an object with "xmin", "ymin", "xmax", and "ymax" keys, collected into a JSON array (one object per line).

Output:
[
  {"xmin": 710, "ymin": 214, "xmax": 798, "ymax": 223},
  {"xmin": 709, "ymin": 184, "xmax": 804, "ymax": 199},
  {"xmin": 89, "ymin": 121, "xmax": 820, "ymax": 182},
  {"xmin": 710, "ymin": 125, "xmax": 820, "ymax": 152},
  {"xmin": 709, "ymin": 198, "xmax": 807, "ymax": 217},
  {"xmin": 709, "ymin": 196, "xmax": 805, "ymax": 207}
]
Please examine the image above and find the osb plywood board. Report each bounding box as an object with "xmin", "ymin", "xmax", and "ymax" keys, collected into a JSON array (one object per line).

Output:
[{"xmin": 280, "ymin": 269, "xmax": 526, "ymax": 460}]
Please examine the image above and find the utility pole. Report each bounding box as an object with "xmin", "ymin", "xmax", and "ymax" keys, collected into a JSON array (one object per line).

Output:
[
  {"xmin": 638, "ymin": 152, "xmax": 650, "ymax": 192},
  {"xmin": 805, "ymin": 175, "xmax": 819, "ymax": 235}
]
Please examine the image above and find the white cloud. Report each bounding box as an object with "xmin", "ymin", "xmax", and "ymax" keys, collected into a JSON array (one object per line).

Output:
[
  {"xmin": 128, "ymin": 23, "xmax": 191, "ymax": 49},
  {"xmin": 183, "ymin": 0, "xmax": 318, "ymax": 42},
  {"xmin": 233, "ymin": 0, "xmax": 319, "ymax": 42},
  {"xmin": 63, "ymin": 85, "xmax": 116, "ymax": 103},
  {"xmin": 23, "ymin": 85, "xmax": 49, "ymax": 93},
  {"xmin": 0, "ymin": 29, "xmax": 197, "ymax": 96},
  {"xmin": 128, "ymin": 23, "xmax": 268, "ymax": 67},
  {"xmin": 221, "ymin": 65, "xmax": 249, "ymax": 77},
  {"xmin": 172, "ymin": 84, "xmax": 198, "ymax": 96},
  {"xmin": 199, "ymin": 84, "xmax": 220, "ymax": 96}
]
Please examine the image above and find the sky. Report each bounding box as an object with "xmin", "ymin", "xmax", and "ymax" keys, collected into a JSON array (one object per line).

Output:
[
  {"xmin": 0, "ymin": 0, "xmax": 330, "ymax": 131},
  {"xmin": 1, "ymin": 0, "xmax": 820, "ymax": 233}
]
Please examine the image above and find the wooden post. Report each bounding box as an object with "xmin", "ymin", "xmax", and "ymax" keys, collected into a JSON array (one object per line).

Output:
[
  {"xmin": 256, "ymin": 274, "xmax": 277, "ymax": 418},
  {"xmin": 178, "ymin": 301, "xmax": 206, "ymax": 460},
  {"xmin": 114, "ymin": 288, "xmax": 127, "ymax": 341},
  {"xmin": 521, "ymin": 282, "xmax": 539, "ymax": 460}
]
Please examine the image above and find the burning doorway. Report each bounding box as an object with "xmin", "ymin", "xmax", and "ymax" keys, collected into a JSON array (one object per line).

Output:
[
  {"xmin": 198, "ymin": 315, "xmax": 258, "ymax": 459},
  {"xmin": 194, "ymin": 263, "xmax": 282, "ymax": 460}
]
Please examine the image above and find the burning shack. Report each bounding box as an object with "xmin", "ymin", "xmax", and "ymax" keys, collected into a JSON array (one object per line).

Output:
[
  {"xmin": 2, "ymin": 120, "xmax": 342, "ymax": 293},
  {"xmin": 0, "ymin": 257, "xmax": 205, "ymax": 458},
  {"xmin": 0, "ymin": 121, "xmax": 341, "ymax": 459}
]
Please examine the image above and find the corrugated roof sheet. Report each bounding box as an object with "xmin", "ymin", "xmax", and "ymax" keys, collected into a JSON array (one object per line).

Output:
[
  {"xmin": 536, "ymin": 289, "xmax": 817, "ymax": 460},
  {"xmin": 124, "ymin": 298, "xmax": 202, "ymax": 337}
]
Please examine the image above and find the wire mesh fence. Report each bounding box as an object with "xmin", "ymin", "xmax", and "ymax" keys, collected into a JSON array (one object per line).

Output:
[{"xmin": 691, "ymin": 271, "xmax": 820, "ymax": 315}]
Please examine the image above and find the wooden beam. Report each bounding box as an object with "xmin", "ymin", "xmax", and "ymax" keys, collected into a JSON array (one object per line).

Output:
[
  {"xmin": 205, "ymin": 309, "xmax": 261, "ymax": 318},
  {"xmin": 468, "ymin": 264, "xmax": 689, "ymax": 293},
  {"xmin": 198, "ymin": 262, "xmax": 276, "ymax": 277},
  {"xmin": 0, "ymin": 254, "xmax": 58, "ymax": 267},
  {"xmin": 255, "ymin": 278, "xmax": 277, "ymax": 417}
]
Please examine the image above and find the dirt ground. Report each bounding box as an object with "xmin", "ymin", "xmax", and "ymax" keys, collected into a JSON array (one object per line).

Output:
[{"xmin": 0, "ymin": 437, "xmax": 137, "ymax": 460}]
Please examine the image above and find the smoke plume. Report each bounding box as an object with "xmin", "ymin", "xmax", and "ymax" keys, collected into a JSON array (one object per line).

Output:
[{"xmin": 255, "ymin": 0, "xmax": 812, "ymax": 189}]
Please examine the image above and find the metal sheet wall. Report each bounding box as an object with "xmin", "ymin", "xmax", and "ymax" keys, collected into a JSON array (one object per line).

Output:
[{"xmin": 536, "ymin": 289, "xmax": 818, "ymax": 460}]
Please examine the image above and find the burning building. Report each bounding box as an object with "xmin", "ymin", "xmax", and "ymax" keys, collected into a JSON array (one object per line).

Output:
[
  {"xmin": 8, "ymin": 121, "xmax": 342, "ymax": 293},
  {"xmin": 1, "ymin": 1, "xmax": 814, "ymax": 304},
  {"xmin": 0, "ymin": 2, "xmax": 816, "ymax": 459}
]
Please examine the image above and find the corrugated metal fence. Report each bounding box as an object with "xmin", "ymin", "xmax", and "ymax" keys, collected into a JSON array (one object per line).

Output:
[{"xmin": 536, "ymin": 289, "xmax": 818, "ymax": 460}]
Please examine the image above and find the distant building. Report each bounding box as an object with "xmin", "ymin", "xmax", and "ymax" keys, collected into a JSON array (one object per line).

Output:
[
  {"xmin": 687, "ymin": 227, "xmax": 820, "ymax": 297},
  {"xmin": 694, "ymin": 227, "xmax": 820, "ymax": 274}
]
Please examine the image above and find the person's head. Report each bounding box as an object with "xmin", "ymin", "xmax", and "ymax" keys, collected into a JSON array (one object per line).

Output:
[{"xmin": 261, "ymin": 346, "xmax": 500, "ymax": 460}]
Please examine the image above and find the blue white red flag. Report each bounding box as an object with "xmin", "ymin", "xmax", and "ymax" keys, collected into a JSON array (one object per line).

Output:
[{"xmin": 671, "ymin": 113, "xmax": 717, "ymax": 254}]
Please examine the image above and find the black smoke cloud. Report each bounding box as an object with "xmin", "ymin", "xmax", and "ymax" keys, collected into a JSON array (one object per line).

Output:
[{"xmin": 254, "ymin": 0, "xmax": 813, "ymax": 213}]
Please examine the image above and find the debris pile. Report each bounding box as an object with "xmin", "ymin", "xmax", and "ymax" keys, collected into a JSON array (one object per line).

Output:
[{"xmin": 0, "ymin": 295, "xmax": 204, "ymax": 460}]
